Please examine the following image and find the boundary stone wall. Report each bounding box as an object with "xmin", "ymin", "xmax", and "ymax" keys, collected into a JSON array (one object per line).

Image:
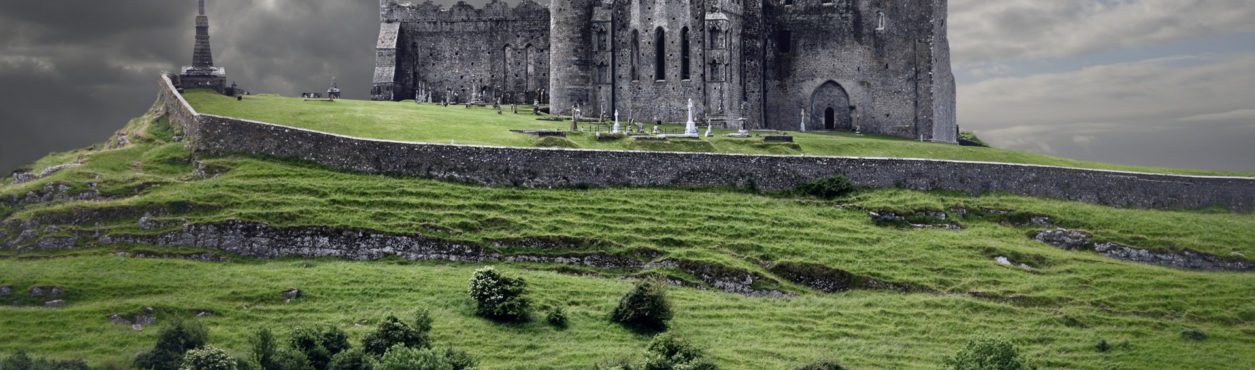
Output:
[{"xmin": 156, "ymin": 76, "xmax": 1255, "ymax": 212}]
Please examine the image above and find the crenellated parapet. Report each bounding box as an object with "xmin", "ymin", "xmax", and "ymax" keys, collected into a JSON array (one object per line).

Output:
[{"xmin": 382, "ymin": 0, "xmax": 548, "ymax": 24}]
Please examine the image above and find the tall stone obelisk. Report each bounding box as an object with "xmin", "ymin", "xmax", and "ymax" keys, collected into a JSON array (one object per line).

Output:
[{"xmin": 192, "ymin": 0, "xmax": 214, "ymax": 68}]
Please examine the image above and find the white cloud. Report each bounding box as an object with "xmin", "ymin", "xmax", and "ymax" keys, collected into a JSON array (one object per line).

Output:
[
  {"xmin": 949, "ymin": 0, "xmax": 1255, "ymax": 64},
  {"xmin": 1178, "ymin": 109, "xmax": 1255, "ymax": 123}
]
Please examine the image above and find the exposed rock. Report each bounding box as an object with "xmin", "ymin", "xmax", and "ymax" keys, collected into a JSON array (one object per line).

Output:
[
  {"xmin": 132, "ymin": 324, "xmax": 144, "ymax": 331},
  {"xmin": 134, "ymin": 315, "xmax": 157, "ymax": 326},
  {"xmin": 669, "ymin": 259, "xmax": 788, "ymax": 297},
  {"xmin": 281, "ymin": 288, "xmax": 301, "ymax": 300},
  {"xmin": 1034, "ymin": 229, "xmax": 1251, "ymax": 272},
  {"xmin": 1034, "ymin": 228, "xmax": 1092, "ymax": 250},
  {"xmin": 28, "ymin": 286, "xmax": 46, "ymax": 297},
  {"xmin": 869, "ymin": 211, "xmax": 961, "ymax": 230},
  {"xmin": 138, "ymin": 213, "xmax": 160, "ymax": 230},
  {"xmin": 44, "ymin": 300, "xmax": 65, "ymax": 308},
  {"xmin": 195, "ymin": 311, "xmax": 213, "ymax": 318},
  {"xmin": 11, "ymin": 171, "xmax": 36, "ymax": 184},
  {"xmin": 0, "ymin": 285, "xmax": 11, "ymax": 296},
  {"xmin": 1029, "ymin": 216, "xmax": 1054, "ymax": 227},
  {"xmin": 108, "ymin": 314, "xmax": 132, "ymax": 326},
  {"xmin": 994, "ymin": 256, "xmax": 1012, "ymax": 267},
  {"xmin": 868, "ymin": 211, "xmax": 905, "ymax": 224}
]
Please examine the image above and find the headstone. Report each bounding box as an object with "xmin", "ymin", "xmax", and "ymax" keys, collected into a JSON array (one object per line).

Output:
[
  {"xmin": 684, "ymin": 98, "xmax": 698, "ymax": 136},
  {"xmin": 704, "ymin": 122, "xmax": 713, "ymax": 137},
  {"xmin": 652, "ymin": 124, "xmax": 661, "ymax": 135},
  {"xmin": 800, "ymin": 109, "xmax": 807, "ymax": 132},
  {"xmin": 612, "ymin": 110, "xmax": 621, "ymax": 134}
]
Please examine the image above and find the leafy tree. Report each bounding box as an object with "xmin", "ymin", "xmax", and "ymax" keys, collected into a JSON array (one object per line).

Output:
[
  {"xmin": 250, "ymin": 328, "xmax": 279, "ymax": 370},
  {"xmin": 611, "ymin": 280, "xmax": 674, "ymax": 332},
  {"xmin": 135, "ymin": 320, "xmax": 210, "ymax": 370},
  {"xmin": 362, "ymin": 311, "xmax": 432, "ymax": 358},
  {"xmin": 290, "ymin": 326, "xmax": 351, "ymax": 370},
  {"xmin": 943, "ymin": 338, "xmax": 1028, "ymax": 370},
  {"xmin": 179, "ymin": 346, "xmax": 238, "ymax": 370},
  {"xmin": 467, "ymin": 267, "xmax": 531, "ymax": 321},
  {"xmin": 327, "ymin": 349, "xmax": 374, "ymax": 370}
]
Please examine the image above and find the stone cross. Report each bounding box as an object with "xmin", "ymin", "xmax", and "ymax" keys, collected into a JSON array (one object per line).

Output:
[
  {"xmin": 800, "ymin": 109, "xmax": 807, "ymax": 132},
  {"xmin": 684, "ymin": 98, "xmax": 698, "ymax": 136},
  {"xmin": 612, "ymin": 110, "xmax": 621, "ymax": 134},
  {"xmin": 704, "ymin": 121, "xmax": 713, "ymax": 138}
]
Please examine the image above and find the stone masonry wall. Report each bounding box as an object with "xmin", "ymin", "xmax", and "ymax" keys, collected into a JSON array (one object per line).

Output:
[{"xmin": 157, "ymin": 76, "xmax": 1255, "ymax": 212}]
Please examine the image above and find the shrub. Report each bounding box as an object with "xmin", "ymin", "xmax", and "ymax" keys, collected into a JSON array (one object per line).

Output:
[
  {"xmin": 943, "ymin": 338, "xmax": 1027, "ymax": 370},
  {"xmin": 796, "ymin": 360, "xmax": 847, "ymax": 370},
  {"xmin": 795, "ymin": 176, "xmax": 856, "ymax": 200},
  {"xmin": 642, "ymin": 334, "xmax": 717, "ymax": 370},
  {"xmin": 1094, "ymin": 339, "xmax": 1110, "ymax": 353},
  {"xmin": 959, "ymin": 131, "xmax": 990, "ymax": 147},
  {"xmin": 375, "ymin": 346, "xmax": 451, "ymax": 370},
  {"xmin": 362, "ymin": 312, "xmax": 433, "ymax": 358},
  {"xmin": 135, "ymin": 319, "xmax": 211, "ymax": 370},
  {"xmin": 438, "ymin": 348, "xmax": 476, "ymax": 370},
  {"xmin": 467, "ymin": 267, "xmax": 531, "ymax": 321},
  {"xmin": 250, "ymin": 328, "xmax": 280, "ymax": 370},
  {"xmin": 270, "ymin": 349, "xmax": 314, "ymax": 370},
  {"xmin": 327, "ymin": 349, "xmax": 373, "ymax": 370},
  {"xmin": 2, "ymin": 351, "xmax": 90, "ymax": 370},
  {"xmin": 290, "ymin": 326, "xmax": 351, "ymax": 370},
  {"xmin": 611, "ymin": 280, "xmax": 673, "ymax": 332},
  {"xmin": 1180, "ymin": 328, "xmax": 1208, "ymax": 341},
  {"xmin": 545, "ymin": 306, "xmax": 568, "ymax": 328},
  {"xmin": 179, "ymin": 346, "xmax": 238, "ymax": 370}
]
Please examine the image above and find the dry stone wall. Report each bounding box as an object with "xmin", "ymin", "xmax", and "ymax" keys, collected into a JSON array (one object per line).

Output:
[{"xmin": 156, "ymin": 76, "xmax": 1255, "ymax": 212}]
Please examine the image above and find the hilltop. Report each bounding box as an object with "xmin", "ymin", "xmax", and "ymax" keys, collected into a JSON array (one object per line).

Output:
[{"xmin": 1, "ymin": 95, "xmax": 1253, "ymax": 369}]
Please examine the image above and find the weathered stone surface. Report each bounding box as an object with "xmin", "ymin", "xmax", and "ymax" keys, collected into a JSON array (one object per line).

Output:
[
  {"xmin": 0, "ymin": 285, "xmax": 11, "ymax": 296},
  {"xmin": 1034, "ymin": 229, "xmax": 1252, "ymax": 272},
  {"xmin": 1034, "ymin": 228, "xmax": 1093, "ymax": 250},
  {"xmin": 107, "ymin": 314, "xmax": 132, "ymax": 326},
  {"xmin": 281, "ymin": 289, "xmax": 301, "ymax": 300},
  {"xmin": 44, "ymin": 300, "xmax": 65, "ymax": 308},
  {"xmin": 156, "ymin": 77, "xmax": 1255, "ymax": 212}
]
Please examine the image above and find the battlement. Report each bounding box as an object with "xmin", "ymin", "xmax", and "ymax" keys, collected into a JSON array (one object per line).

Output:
[{"xmin": 382, "ymin": 0, "xmax": 548, "ymax": 23}]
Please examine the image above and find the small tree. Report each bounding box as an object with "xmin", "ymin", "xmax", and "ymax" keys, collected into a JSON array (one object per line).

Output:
[
  {"xmin": 545, "ymin": 306, "xmax": 568, "ymax": 328},
  {"xmin": 290, "ymin": 326, "xmax": 351, "ymax": 370},
  {"xmin": 943, "ymin": 338, "xmax": 1028, "ymax": 370},
  {"xmin": 135, "ymin": 319, "xmax": 210, "ymax": 370},
  {"xmin": 362, "ymin": 311, "xmax": 433, "ymax": 358},
  {"xmin": 180, "ymin": 346, "xmax": 238, "ymax": 370},
  {"xmin": 611, "ymin": 280, "xmax": 673, "ymax": 332},
  {"xmin": 375, "ymin": 346, "xmax": 452, "ymax": 370},
  {"xmin": 251, "ymin": 328, "xmax": 280, "ymax": 370},
  {"xmin": 327, "ymin": 349, "xmax": 374, "ymax": 370},
  {"xmin": 642, "ymin": 334, "xmax": 716, "ymax": 370},
  {"xmin": 271, "ymin": 349, "xmax": 314, "ymax": 370},
  {"xmin": 468, "ymin": 267, "xmax": 531, "ymax": 321}
]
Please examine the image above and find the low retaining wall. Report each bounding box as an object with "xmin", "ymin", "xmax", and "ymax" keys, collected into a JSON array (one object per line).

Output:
[{"xmin": 157, "ymin": 76, "xmax": 1255, "ymax": 212}]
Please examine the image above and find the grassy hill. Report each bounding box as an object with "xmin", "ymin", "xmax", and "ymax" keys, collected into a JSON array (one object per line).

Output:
[
  {"xmin": 0, "ymin": 100, "xmax": 1253, "ymax": 369},
  {"xmin": 184, "ymin": 90, "xmax": 1253, "ymax": 177}
]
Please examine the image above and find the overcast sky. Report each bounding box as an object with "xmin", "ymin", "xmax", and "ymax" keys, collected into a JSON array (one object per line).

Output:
[{"xmin": 1, "ymin": 0, "xmax": 1252, "ymax": 174}]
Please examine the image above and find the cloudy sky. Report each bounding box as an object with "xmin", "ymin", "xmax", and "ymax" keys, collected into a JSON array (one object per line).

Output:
[{"xmin": 1, "ymin": 0, "xmax": 1252, "ymax": 173}]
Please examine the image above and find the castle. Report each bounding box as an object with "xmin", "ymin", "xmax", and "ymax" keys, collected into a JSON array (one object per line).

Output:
[{"xmin": 373, "ymin": 0, "xmax": 957, "ymax": 142}]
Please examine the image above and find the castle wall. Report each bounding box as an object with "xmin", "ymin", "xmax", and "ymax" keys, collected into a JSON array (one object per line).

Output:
[
  {"xmin": 158, "ymin": 76, "xmax": 1255, "ymax": 212},
  {"xmin": 761, "ymin": 0, "xmax": 955, "ymax": 141},
  {"xmin": 376, "ymin": 0, "xmax": 550, "ymax": 103}
]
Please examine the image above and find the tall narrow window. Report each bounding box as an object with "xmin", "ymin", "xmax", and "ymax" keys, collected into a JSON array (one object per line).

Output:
[
  {"xmin": 595, "ymin": 27, "xmax": 608, "ymax": 51},
  {"xmin": 709, "ymin": 27, "xmax": 724, "ymax": 49},
  {"xmin": 775, "ymin": 31, "xmax": 791, "ymax": 53},
  {"xmin": 680, "ymin": 27, "xmax": 691, "ymax": 80},
  {"xmin": 709, "ymin": 60, "xmax": 721, "ymax": 81},
  {"xmin": 631, "ymin": 30, "xmax": 640, "ymax": 81},
  {"xmin": 597, "ymin": 62, "xmax": 609, "ymax": 84},
  {"xmin": 876, "ymin": 11, "xmax": 886, "ymax": 31},
  {"xmin": 654, "ymin": 27, "xmax": 666, "ymax": 80}
]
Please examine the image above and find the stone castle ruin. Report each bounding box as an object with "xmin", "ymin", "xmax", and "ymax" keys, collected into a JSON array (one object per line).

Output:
[{"xmin": 374, "ymin": 0, "xmax": 957, "ymax": 142}]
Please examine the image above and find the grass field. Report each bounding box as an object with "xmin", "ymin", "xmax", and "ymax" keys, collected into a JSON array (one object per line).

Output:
[
  {"xmin": 183, "ymin": 90, "xmax": 1253, "ymax": 177},
  {"xmin": 1, "ymin": 102, "xmax": 1253, "ymax": 369}
]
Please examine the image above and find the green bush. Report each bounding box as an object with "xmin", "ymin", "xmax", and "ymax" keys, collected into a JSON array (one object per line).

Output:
[
  {"xmin": 1, "ymin": 351, "xmax": 90, "ymax": 370},
  {"xmin": 943, "ymin": 338, "xmax": 1028, "ymax": 370},
  {"xmin": 467, "ymin": 267, "xmax": 531, "ymax": 321},
  {"xmin": 270, "ymin": 349, "xmax": 314, "ymax": 370},
  {"xmin": 795, "ymin": 360, "xmax": 846, "ymax": 370},
  {"xmin": 290, "ymin": 326, "xmax": 351, "ymax": 370},
  {"xmin": 362, "ymin": 312, "xmax": 433, "ymax": 358},
  {"xmin": 795, "ymin": 176, "xmax": 856, "ymax": 200},
  {"xmin": 375, "ymin": 346, "xmax": 451, "ymax": 370},
  {"xmin": 1094, "ymin": 339, "xmax": 1110, "ymax": 353},
  {"xmin": 250, "ymin": 328, "xmax": 279, "ymax": 370},
  {"xmin": 545, "ymin": 306, "xmax": 568, "ymax": 328},
  {"xmin": 611, "ymin": 280, "xmax": 673, "ymax": 332},
  {"xmin": 135, "ymin": 319, "xmax": 210, "ymax": 370},
  {"xmin": 959, "ymin": 131, "xmax": 990, "ymax": 147},
  {"xmin": 437, "ymin": 348, "xmax": 476, "ymax": 370},
  {"xmin": 179, "ymin": 346, "xmax": 238, "ymax": 370},
  {"xmin": 327, "ymin": 349, "xmax": 373, "ymax": 370},
  {"xmin": 642, "ymin": 334, "xmax": 717, "ymax": 370}
]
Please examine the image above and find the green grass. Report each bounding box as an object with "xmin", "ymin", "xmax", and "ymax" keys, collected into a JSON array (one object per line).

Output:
[
  {"xmin": 2, "ymin": 103, "xmax": 1254, "ymax": 369},
  {"xmin": 185, "ymin": 90, "xmax": 1252, "ymax": 177}
]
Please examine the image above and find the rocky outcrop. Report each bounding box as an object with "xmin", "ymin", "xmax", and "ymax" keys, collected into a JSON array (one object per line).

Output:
[
  {"xmin": 768, "ymin": 261, "xmax": 926, "ymax": 293},
  {"xmin": 1033, "ymin": 228, "xmax": 1252, "ymax": 272}
]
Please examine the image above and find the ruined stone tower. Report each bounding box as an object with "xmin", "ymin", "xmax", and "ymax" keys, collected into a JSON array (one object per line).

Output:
[
  {"xmin": 374, "ymin": 0, "xmax": 958, "ymax": 143},
  {"xmin": 175, "ymin": 0, "xmax": 227, "ymax": 94}
]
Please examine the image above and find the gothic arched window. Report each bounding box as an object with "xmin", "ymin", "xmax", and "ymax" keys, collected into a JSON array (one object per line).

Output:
[
  {"xmin": 709, "ymin": 26, "xmax": 723, "ymax": 49},
  {"xmin": 654, "ymin": 27, "xmax": 666, "ymax": 80},
  {"xmin": 680, "ymin": 27, "xmax": 691, "ymax": 80},
  {"xmin": 595, "ymin": 27, "xmax": 608, "ymax": 51},
  {"xmin": 631, "ymin": 30, "xmax": 640, "ymax": 81},
  {"xmin": 876, "ymin": 11, "xmax": 886, "ymax": 31}
]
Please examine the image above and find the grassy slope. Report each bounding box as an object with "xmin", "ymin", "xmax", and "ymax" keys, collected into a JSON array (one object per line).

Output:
[{"xmin": 185, "ymin": 90, "xmax": 1252, "ymax": 177}]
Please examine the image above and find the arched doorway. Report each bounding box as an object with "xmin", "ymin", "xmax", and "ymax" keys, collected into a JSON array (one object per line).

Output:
[{"xmin": 811, "ymin": 81, "xmax": 852, "ymax": 131}]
